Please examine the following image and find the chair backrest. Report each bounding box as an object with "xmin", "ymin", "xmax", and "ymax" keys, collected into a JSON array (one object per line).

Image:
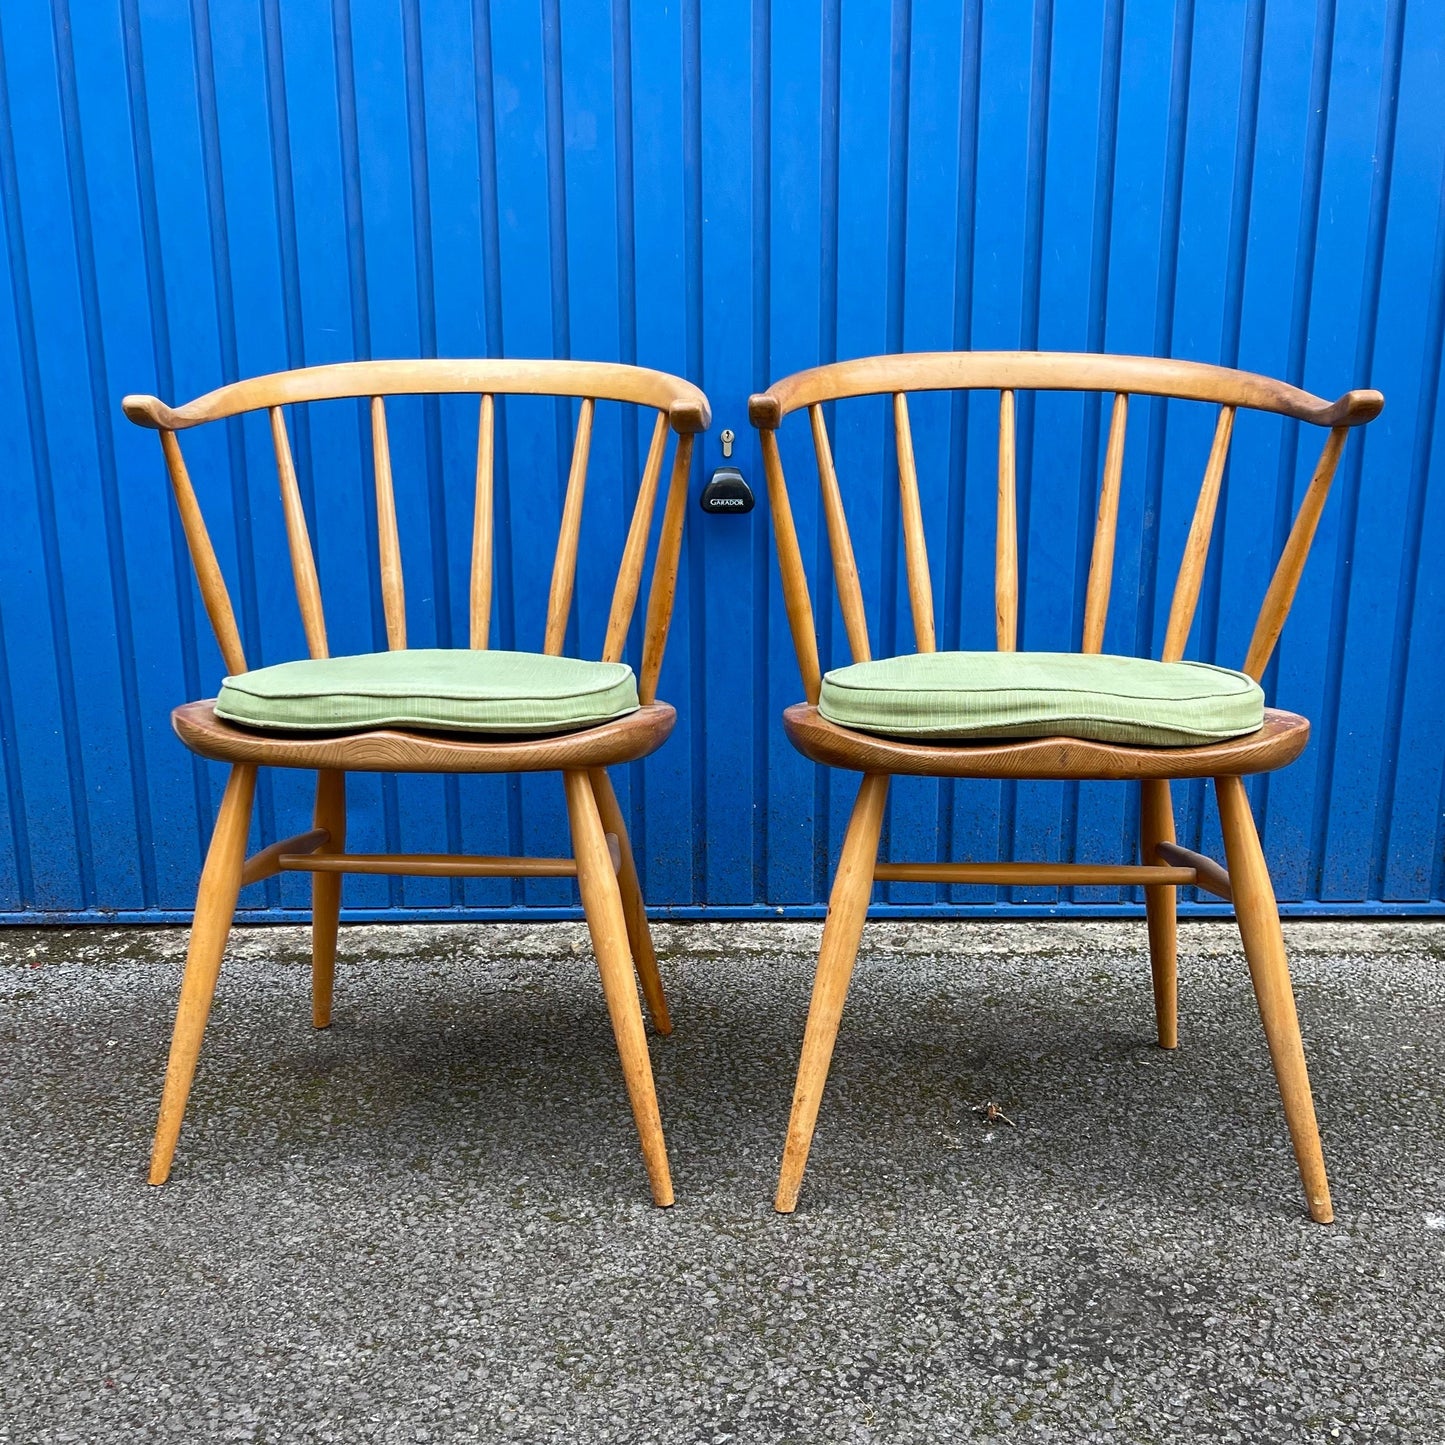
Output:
[
  {"xmin": 748, "ymin": 351, "xmax": 1382, "ymax": 705},
  {"xmin": 123, "ymin": 360, "xmax": 710, "ymax": 704}
]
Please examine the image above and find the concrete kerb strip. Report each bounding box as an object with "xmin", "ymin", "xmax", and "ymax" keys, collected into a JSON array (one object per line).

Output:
[{"xmin": 1, "ymin": 917, "xmax": 1440, "ymax": 971}]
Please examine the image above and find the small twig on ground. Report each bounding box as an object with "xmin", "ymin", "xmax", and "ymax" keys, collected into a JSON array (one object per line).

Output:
[{"xmin": 971, "ymin": 1101, "xmax": 1016, "ymax": 1129}]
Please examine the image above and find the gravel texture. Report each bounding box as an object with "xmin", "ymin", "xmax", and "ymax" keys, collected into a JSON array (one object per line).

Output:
[{"xmin": 1, "ymin": 918, "xmax": 1443, "ymax": 1443}]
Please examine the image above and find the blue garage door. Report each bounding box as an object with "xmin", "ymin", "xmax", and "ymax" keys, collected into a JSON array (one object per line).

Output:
[{"xmin": 0, "ymin": 0, "xmax": 1441, "ymax": 921}]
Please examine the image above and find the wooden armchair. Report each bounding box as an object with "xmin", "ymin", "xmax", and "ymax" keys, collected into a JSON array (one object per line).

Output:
[
  {"xmin": 123, "ymin": 359, "xmax": 709, "ymax": 1205},
  {"xmin": 749, "ymin": 351, "xmax": 1382, "ymax": 1221}
]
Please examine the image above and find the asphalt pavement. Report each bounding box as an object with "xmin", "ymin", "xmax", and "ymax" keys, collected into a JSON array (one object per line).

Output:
[{"xmin": 2, "ymin": 918, "xmax": 1442, "ymax": 1443}]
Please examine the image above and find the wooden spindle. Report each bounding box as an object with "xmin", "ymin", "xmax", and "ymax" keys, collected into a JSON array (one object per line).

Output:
[
  {"xmin": 269, "ymin": 407, "xmax": 327, "ymax": 659},
  {"xmin": 639, "ymin": 431, "xmax": 693, "ymax": 704},
  {"xmin": 893, "ymin": 393, "xmax": 936, "ymax": 652},
  {"xmin": 605, "ymin": 410, "xmax": 670, "ymax": 662},
  {"xmin": 370, "ymin": 396, "xmax": 406, "ymax": 650},
  {"xmin": 1243, "ymin": 425, "xmax": 1349, "ymax": 680},
  {"xmin": 810, "ymin": 404, "xmax": 870, "ymax": 662},
  {"xmin": 760, "ymin": 429, "xmax": 822, "ymax": 703},
  {"xmin": 1163, "ymin": 404, "xmax": 1235, "ymax": 662},
  {"xmin": 996, "ymin": 389, "xmax": 1018, "ymax": 651},
  {"xmin": 470, "ymin": 394, "xmax": 495, "ymax": 649},
  {"xmin": 159, "ymin": 430, "xmax": 247, "ymax": 675},
  {"xmin": 545, "ymin": 398, "xmax": 595, "ymax": 655},
  {"xmin": 1081, "ymin": 392, "xmax": 1129, "ymax": 653}
]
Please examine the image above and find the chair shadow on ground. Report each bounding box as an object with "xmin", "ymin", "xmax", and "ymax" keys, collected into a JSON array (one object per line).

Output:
[{"xmin": 77, "ymin": 937, "xmax": 1427, "ymax": 1223}]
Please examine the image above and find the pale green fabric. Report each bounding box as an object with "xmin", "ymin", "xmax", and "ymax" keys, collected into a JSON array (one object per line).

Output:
[
  {"xmin": 818, "ymin": 651, "xmax": 1264, "ymax": 746},
  {"xmin": 215, "ymin": 649, "xmax": 639, "ymax": 735}
]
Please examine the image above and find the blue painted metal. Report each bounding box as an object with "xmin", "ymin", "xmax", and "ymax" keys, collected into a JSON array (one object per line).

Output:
[{"xmin": 0, "ymin": 0, "xmax": 1439, "ymax": 922}]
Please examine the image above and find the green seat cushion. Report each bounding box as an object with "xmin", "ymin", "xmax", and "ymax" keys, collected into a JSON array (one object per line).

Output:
[
  {"xmin": 818, "ymin": 651, "xmax": 1264, "ymax": 746},
  {"xmin": 215, "ymin": 649, "xmax": 640, "ymax": 736}
]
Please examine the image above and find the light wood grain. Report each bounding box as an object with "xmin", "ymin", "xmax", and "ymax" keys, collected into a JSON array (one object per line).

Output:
[
  {"xmin": 129, "ymin": 359, "xmax": 704, "ymax": 1205},
  {"xmin": 590, "ymin": 767, "xmax": 670, "ymax": 1034},
  {"xmin": 605, "ymin": 411, "xmax": 670, "ymax": 663},
  {"xmin": 148, "ymin": 764, "xmax": 255, "ymax": 1185},
  {"xmin": 1153, "ymin": 840, "xmax": 1232, "ymax": 901},
  {"xmin": 748, "ymin": 351, "xmax": 1380, "ymax": 704},
  {"xmin": 872, "ymin": 861, "xmax": 1194, "ymax": 886},
  {"xmin": 760, "ymin": 428, "xmax": 823, "ymax": 704},
  {"xmin": 545, "ymin": 398, "xmax": 595, "ymax": 655},
  {"xmin": 747, "ymin": 347, "xmax": 1378, "ymax": 1224},
  {"xmin": 132, "ymin": 362, "xmax": 707, "ymax": 695},
  {"xmin": 747, "ymin": 351, "xmax": 1382, "ymax": 430},
  {"xmin": 1163, "ymin": 405, "xmax": 1235, "ymax": 662},
  {"xmin": 270, "ymin": 407, "xmax": 327, "ymax": 658},
  {"xmin": 775, "ymin": 772, "xmax": 889, "ymax": 1213},
  {"xmin": 310, "ymin": 769, "xmax": 345, "ymax": 1029},
  {"xmin": 1139, "ymin": 778, "xmax": 1178, "ymax": 1049},
  {"xmin": 811, "ymin": 404, "xmax": 871, "ymax": 661},
  {"xmin": 239, "ymin": 827, "xmax": 329, "ymax": 887},
  {"xmin": 287, "ymin": 852, "xmax": 580, "ymax": 878},
  {"xmin": 893, "ymin": 393, "xmax": 936, "ymax": 652},
  {"xmin": 781, "ymin": 704, "xmax": 1310, "ymax": 781},
  {"xmin": 470, "ymin": 394, "xmax": 495, "ymax": 649},
  {"xmin": 160, "ymin": 431, "xmax": 247, "ymax": 676},
  {"xmin": 371, "ymin": 396, "xmax": 407, "ymax": 650},
  {"xmin": 996, "ymin": 389, "xmax": 1018, "ymax": 651},
  {"xmin": 1082, "ymin": 393, "xmax": 1128, "ymax": 653},
  {"xmin": 1243, "ymin": 425, "xmax": 1349, "ymax": 679},
  {"xmin": 172, "ymin": 699, "xmax": 677, "ymax": 774},
  {"xmin": 124, "ymin": 358, "xmax": 710, "ymax": 434},
  {"xmin": 1216, "ymin": 774, "xmax": 1333, "ymax": 1223},
  {"xmin": 564, "ymin": 770, "xmax": 674, "ymax": 1207},
  {"xmin": 639, "ymin": 433, "xmax": 694, "ymax": 705}
]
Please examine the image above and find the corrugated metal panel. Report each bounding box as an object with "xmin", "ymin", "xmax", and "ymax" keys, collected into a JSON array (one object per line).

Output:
[{"xmin": 0, "ymin": 0, "xmax": 1440, "ymax": 922}]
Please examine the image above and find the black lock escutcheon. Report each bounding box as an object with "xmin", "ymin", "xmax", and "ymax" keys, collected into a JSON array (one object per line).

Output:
[{"xmin": 699, "ymin": 465, "xmax": 755, "ymax": 515}]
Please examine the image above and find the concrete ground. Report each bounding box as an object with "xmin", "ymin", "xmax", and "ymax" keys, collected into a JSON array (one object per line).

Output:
[{"xmin": 1, "ymin": 918, "xmax": 1442, "ymax": 1443}]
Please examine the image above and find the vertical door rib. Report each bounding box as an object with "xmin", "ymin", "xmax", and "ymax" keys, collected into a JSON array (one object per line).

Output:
[
  {"xmin": 159, "ymin": 430, "xmax": 248, "ymax": 675},
  {"xmin": 269, "ymin": 406, "xmax": 328, "ymax": 659},
  {"xmin": 370, "ymin": 396, "xmax": 407, "ymax": 649},
  {"xmin": 893, "ymin": 393, "xmax": 936, "ymax": 652},
  {"xmin": 1163, "ymin": 404, "xmax": 1235, "ymax": 662},
  {"xmin": 760, "ymin": 429, "xmax": 822, "ymax": 703},
  {"xmin": 545, "ymin": 397, "xmax": 595, "ymax": 655},
  {"xmin": 1243, "ymin": 425, "xmax": 1349, "ymax": 680},
  {"xmin": 470, "ymin": 394, "xmax": 495, "ymax": 649},
  {"xmin": 996, "ymin": 389, "xmax": 1018, "ymax": 651},
  {"xmin": 639, "ymin": 431, "xmax": 694, "ymax": 704},
  {"xmin": 810, "ymin": 404, "xmax": 871, "ymax": 662},
  {"xmin": 1081, "ymin": 393, "xmax": 1129, "ymax": 653},
  {"xmin": 605, "ymin": 410, "xmax": 670, "ymax": 662}
]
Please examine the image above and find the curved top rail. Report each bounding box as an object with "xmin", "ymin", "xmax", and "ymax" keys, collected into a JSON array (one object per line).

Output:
[
  {"xmin": 123, "ymin": 357, "xmax": 711, "ymax": 434},
  {"xmin": 747, "ymin": 351, "xmax": 1382, "ymax": 430}
]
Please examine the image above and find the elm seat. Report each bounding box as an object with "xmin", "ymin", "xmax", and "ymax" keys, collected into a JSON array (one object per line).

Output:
[
  {"xmin": 215, "ymin": 648, "xmax": 640, "ymax": 736},
  {"xmin": 817, "ymin": 650, "xmax": 1265, "ymax": 747}
]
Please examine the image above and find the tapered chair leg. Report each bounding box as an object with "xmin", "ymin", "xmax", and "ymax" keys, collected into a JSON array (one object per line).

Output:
[
  {"xmin": 1215, "ymin": 775, "xmax": 1333, "ymax": 1223},
  {"xmin": 775, "ymin": 771, "xmax": 890, "ymax": 1214},
  {"xmin": 588, "ymin": 767, "xmax": 670, "ymax": 1035},
  {"xmin": 563, "ymin": 769, "xmax": 673, "ymax": 1206},
  {"xmin": 311, "ymin": 769, "xmax": 346, "ymax": 1029},
  {"xmin": 149, "ymin": 764, "xmax": 257, "ymax": 1185},
  {"xmin": 1140, "ymin": 779, "xmax": 1179, "ymax": 1049}
]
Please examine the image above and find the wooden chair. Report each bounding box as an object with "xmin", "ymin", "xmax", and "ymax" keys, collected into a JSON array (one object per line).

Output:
[
  {"xmin": 123, "ymin": 359, "xmax": 709, "ymax": 1205},
  {"xmin": 748, "ymin": 351, "xmax": 1382, "ymax": 1222}
]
